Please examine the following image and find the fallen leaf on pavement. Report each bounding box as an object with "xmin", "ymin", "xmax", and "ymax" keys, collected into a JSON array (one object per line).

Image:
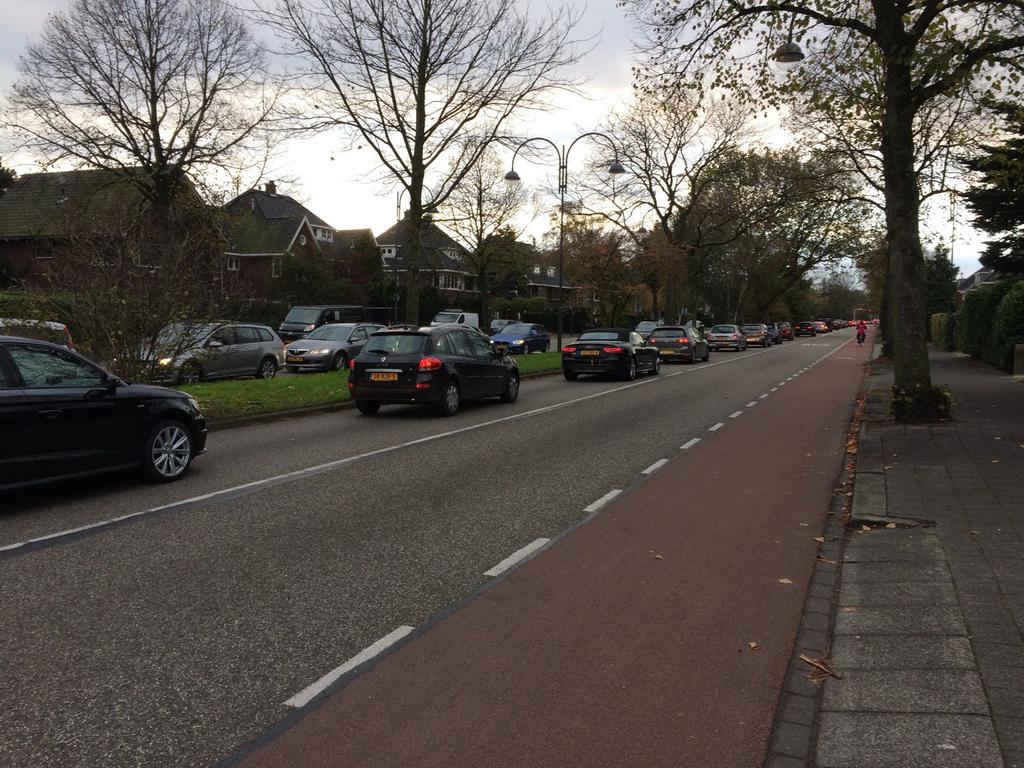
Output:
[
  {"xmin": 860, "ymin": 525, "xmax": 872, "ymax": 532},
  {"xmin": 654, "ymin": 554, "xmax": 664, "ymax": 560},
  {"xmin": 885, "ymin": 522, "xmax": 897, "ymax": 528},
  {"xmin": 992, "ymin": 460, "xmax": 1000, "ymax": 464},
  {"xmin": 841, "ymin": 607, "xmax": 858, "ymax": 613},
  {"xmin": 813, "ymin": 536, "xmax": 825, "ymax": 543},
  {"xmin": 799, "ymin": 523, "xmax": 810, "ymax": 527},
  {"xmin": 778, "ymin": 578, "xmax": 794, "ymax": 585},
  {"xmin": 799, "ymin": 653, "xmax": 842, "ymax": 681},
  {"xmin": 748, "ymin": 641, "xmax": 759, "ymax": 650},
  {"xmin": 817, "ymin": 555, "xmax": 837, "ymax": 564}
]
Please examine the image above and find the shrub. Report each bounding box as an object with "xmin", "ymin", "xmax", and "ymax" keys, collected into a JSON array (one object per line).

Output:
[
  {"xmin": 891, "ymin": 384, "xmax": 953, "ymax": 423},
  {"xmin": 943, "ymin": 312, "xmax": 958, "ymax": 352},
  {"xmin": 957, "ymin": 279, "xmax": 1021, "ymax": 358},
  {"xmin": 989, "ymin": 281, "xmax": 1024, "ymax": 372},
  {"xmin": 929, "ymin": 312, "xmax": 942, "ymax": 343}
]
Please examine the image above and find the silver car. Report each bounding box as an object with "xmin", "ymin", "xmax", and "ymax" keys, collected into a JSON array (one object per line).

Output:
[
  {"xmin": 154, "ymin": 322, "xmax": 285, "ymax": 383},
  {"xmin": 284, "ymin": 323, "xmax": 385, "ymax": 372}
]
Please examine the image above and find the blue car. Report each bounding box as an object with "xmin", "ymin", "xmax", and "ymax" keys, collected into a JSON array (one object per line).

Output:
[{"xmin": 490, "ymin": 323, "xmax": 550, "ymax": 354}]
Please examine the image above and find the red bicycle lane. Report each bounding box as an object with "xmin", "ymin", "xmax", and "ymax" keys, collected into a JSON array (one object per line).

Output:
[{"xmin": 231, "ymin": 337, "xmax": 868, "ymax": 768}]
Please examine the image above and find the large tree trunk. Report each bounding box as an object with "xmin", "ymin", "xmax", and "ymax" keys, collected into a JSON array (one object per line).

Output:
[{"xmin": 880, "ymin": 60, "xmax": 931, "ymax": 390}]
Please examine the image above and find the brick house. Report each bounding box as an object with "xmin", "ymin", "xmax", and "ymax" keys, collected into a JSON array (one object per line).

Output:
[
  {"xmin": 377, "ymin": 213, "xmax": 477, "ymax": 296},
  {"xmin": 0, "ymin": 169, "xmax": 151, "ymax": 288},
  {"xmin": 223, "ymin": 183, "xmax": 378, "ymax": 295}
]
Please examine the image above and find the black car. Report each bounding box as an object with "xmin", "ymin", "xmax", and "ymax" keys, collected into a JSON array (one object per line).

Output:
[
  {"xmin": 648, "ymin": 325, "xmax": 710, "ymax": 363},
  {"xmin": 561, "ymin": 328, "xmax": 660, "ymax": 381},
  {"xmin": 348, "ymin": 325, "xmax": 519, "ymax": 416},
  {"xmin": 794, "ymin": 321, "xmax": 817, "ymax": 337},
  {"xmin": 0, "ymin": 337, "xmax": 207, "ymax": 490},
  {"xmin": 278, "ymin": 305, "xmax": 365, "ymax": 342}
]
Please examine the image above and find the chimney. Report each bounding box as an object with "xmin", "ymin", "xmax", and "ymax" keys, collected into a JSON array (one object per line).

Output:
[{"xmin": 265, "ymin": 180, "xmax": 276, "ymax": 195}]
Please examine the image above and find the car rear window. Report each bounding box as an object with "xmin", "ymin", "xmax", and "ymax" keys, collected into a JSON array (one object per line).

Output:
[
  {"xmin": 710, "ymin": 325, "xmax": 735, "ymax": 333},
  {"xmin": 651, "ymin": 328, "xmax": 686, "ymax": 338},
  {"xmin": 363, "ymin": 334, "xmax": 428, "ymax": 355},
  {"xmin": 0, "ymin": 321, "xmax": 67, "ymax": 346},
  {"xmin": 742, "ymin": 325, "xmax": 763, "ymax": 332}
]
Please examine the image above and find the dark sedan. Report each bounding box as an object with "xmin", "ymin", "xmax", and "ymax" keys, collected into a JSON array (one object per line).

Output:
[
  {"xmin": 348, "ymin": 325, "xmax": 519, "ymax": 416},
  {"xmin": 0, "ymin": 336, "xmax": 207, "ymax": 490},
  {"xmin": 649, "ymin": 325, "xmax": 710, "ymax": 363},
  {"xmin": 794, "ymin": 321, "xmax": 817, "ymax": 337},
  {"xmin": 778, "ymin": 322, "xmax": 794, "ymax": 341},
  {"xmin": 285, "ymin": 322, "xmax": 384, "ymax": 372},
  {"xmin": 561, "ymin": 328, "xmax": 659, "ymax": 381}
]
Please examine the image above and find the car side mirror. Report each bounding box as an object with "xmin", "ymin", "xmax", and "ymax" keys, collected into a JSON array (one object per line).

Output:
[{"xmin": 206, "ymin": 340, "xmax": 223, "ymax": 349}]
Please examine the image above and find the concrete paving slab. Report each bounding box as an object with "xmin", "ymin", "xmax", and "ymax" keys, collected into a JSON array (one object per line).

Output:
[
  {"xmin": 838, "ymin": 581, "xmax": 958, "ymax": 607},
  {"xmin": 835, "ymin": 605, "xmax": 966, "ymax": 635},
  {"xmin": 840, "ymin": 561, "xmax": 951, "ymax": 583},
  {"xmin": 817, "ymin": 712, "xmax": 1003, "ymax": 768},
  {"xmin": 821, "ymin": 670, "xmax": 988, "ymax": 714},
  {"xmin": 830, "ymin": 635, "xmax": 975, "ymax": 670}
]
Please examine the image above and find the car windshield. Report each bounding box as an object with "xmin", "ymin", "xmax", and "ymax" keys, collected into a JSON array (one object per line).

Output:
[
  {"xmin": 501, "ymin": 324, "xmax": 532, "ymax": 334},
  {"xmin": 710, "ymin": 325, "xmax": 736, "ymax": 333},
  {"xmin": 433, "ymin": 312, "xmax": 460, "ymax": 323},
  {"xmin": 364, "ymin": 334, "xmax": 428, "ymax": 355},
  {"xmin": 636, "ymin": 322, "xmax": 658, "ymax": 332},
  {"xmin": 157, "ymin": 323, "xmax": 216, "ymax": 349},
  {"xmin": 284, "ymin": 308, "xmax": 322, "ymax": 324},
  {"xmin": 651, "ymin": 328, "xmax": 686, "ymax": 338},
  {"xmin": 307, "ymin": 324, "xmax": 354, "ymax": 341},
  {"xmin": 578, "ymin": 330, "xmax": 628, "ymax": 341},
  {"xmin": 742, "ymin": 325, "xmax": 763, "ymax": 332}
]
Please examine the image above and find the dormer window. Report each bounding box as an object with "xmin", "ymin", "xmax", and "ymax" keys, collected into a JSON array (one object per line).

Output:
[
  {"xmin": 315, "ymin": 228, "xmax": 334, "ymax": 242},
  {"xmin": 547, "ymin": 267, "xmax": 555, "ymax": 277},
  {"xmin": 532, "ymin": 266, "xmax": 540, "ymax": 275}
]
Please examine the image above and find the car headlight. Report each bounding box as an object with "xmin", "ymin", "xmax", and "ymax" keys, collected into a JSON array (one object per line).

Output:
[
  {"xmin": 512, "ymin": 339, "xmax": 525, "ymax": 344},
  {"xmin": 158, "ymin": 357, "xmax": 174, "ymax": 366},
  {"xmin": 310, "ymin": 348, "xmax": 331, "ymax": 355},
  {"xmin": 184, "ymin": 396, "xmax": 202, "ymax": 414}
]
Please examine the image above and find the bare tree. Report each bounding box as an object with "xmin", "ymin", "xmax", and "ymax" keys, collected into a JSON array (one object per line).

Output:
[
  {"xmin": 439, "ymin": 146, "xmax": 534, "ymax": 322},
  {"xmin": 264, "ymin": 0, "xmax": 586, "ymax": 323},
  {"xmin": 5, "ymin": 0, "xmax": 275, "ymax": 210}
]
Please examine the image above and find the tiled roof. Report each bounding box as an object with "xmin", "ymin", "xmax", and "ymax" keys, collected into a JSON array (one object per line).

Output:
[
  {"xmin": 0, "ymin": 169, "xmax": 146, "ymax": 239},
  {"xmin": 378, "ymin": 217, "xmax": 468, "ymax": 271},
  {"xmin": 225, "ymin": 189, "xmax": 333, "ymax": 229},
  {"xmin": 223, "ymin": 210, "xmax": 308, "ymax": 255}
]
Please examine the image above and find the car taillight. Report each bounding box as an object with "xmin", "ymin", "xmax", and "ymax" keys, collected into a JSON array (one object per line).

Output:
[
  {"xmin": 731, "ymin": 334, "xmax": 738, "ymax": 339},
  {"xmin": 418, "ymin": 356, "xmax": 443, "ymax": 372},
  {"xmin": 677, "ymin": 337, "xmax": 688, "ymax": 343},
  {"xmin": 349, "ymin": 358, "xmax": 356, "ymax": 370},
  {"xmin": 562, "ymin": 346, "xmax": 576, "ymax": 353},
  {"xmin": 415, "ymin": 382, "xmax": 430, "ymax": 390},
  {"xmin": 347, "ymin": 380, "xmax": 354, "ymax": 389},
  {"xmin": 602, "ymin": 346, "xmax": 624, "ymax": 354}
]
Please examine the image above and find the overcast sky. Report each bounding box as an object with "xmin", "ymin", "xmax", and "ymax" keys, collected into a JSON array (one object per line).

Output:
[{"xmin": 0, "ymin": 0, "xmax": 983, "ymax": 278}]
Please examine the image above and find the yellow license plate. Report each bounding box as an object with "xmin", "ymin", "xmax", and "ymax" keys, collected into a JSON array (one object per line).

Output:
[
  {"xmin": 494, "ymin": 343, "xmax": 508, "ymax": 350},
  {"xmin": 581, "ymin": 350, "xmax": 600, "ymax": 356},
  {"xmin": 286, "ymin": 355, "xmax": 304, "ymax": 363},
  {"xmin": 659, "ymin": 348, "xmax": 675, "ymax": 354},
  {"xmin": 370, "ymin": 372, "xmax": 399, "ymax": 382}
]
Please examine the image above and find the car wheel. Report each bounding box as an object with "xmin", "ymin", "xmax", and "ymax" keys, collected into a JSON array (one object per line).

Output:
[
  {"xmin": 542, "ymin": 343, "xmax": 549, "ymax": 353},
  {"xmin": 435, "ymin": 380, "xmax": 461, "ymax": 416},
  {"xmin": 141, "ymin": 419, "xmax": 194, "ymax": 483},
  {"xmin": 563, "ymin": 370, "xmax": 578, "ymax": 381},
  {"xmin": 332, "ymin": 352, "xmax": 348, "ymax": 371},
  {"xmin": 763, "ymin": 340, "xmax": 769, "ymax": 348},
  {"xmin": 355, "ymin": 400, "xmax": 380, "ymax": 415},
  {"xmin": 256, "ymin": 357, "xmax": 277, "ymax": 379},
  {"xmin": 621, "ymin": 356, "xmax": 637, "ymax": 381},
  {"xmin": 178, "ymin": 365, "xmax": 202, "ymax": 384},
  {"xmin": 703, "ymin": 347, "xmax": 710, "ymax": 362},
  {"xmin": 500, "ymin": 373, "xmax": 519, "ymax": 403},
  {"xmin": 651, "ymin": 357, "xmax": 661, "ymax": 376}
]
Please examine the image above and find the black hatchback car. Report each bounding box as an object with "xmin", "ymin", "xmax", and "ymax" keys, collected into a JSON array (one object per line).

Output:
[
  {"xmin": 348, "ymin": 325, "xmax": 519, "ymax": 416},
  {"xmin": 0, "ymin": 337, "xmax": 207, "ymax": 490}
]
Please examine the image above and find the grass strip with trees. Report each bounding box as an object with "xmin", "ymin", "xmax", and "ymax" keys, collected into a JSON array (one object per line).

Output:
[{"xmin": 179, "ymin": 352, "xmax": 564, "ymax": 424}]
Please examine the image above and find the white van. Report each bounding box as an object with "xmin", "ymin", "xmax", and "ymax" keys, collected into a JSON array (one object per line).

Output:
[{"xmin": 430, "ymin": 309, "xmax": 480, "ymax": 329}]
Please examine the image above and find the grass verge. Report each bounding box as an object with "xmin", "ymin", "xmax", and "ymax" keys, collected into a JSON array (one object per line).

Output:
[{"xmin": 179, "ymin": 351, "xmax": 563, "ymax": 424}]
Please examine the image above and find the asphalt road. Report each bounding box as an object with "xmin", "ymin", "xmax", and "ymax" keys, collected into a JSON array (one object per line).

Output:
[{"xmin": 0, "ymin": 331, "xmax": 859, "ymax": 767}]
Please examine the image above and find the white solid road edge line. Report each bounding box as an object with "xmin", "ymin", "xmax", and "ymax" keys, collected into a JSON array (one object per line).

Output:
[
  {"xmin": 680, "ymin": 438, "xmax": 701, "ymax": 450},
  {"xmin": 284, "ymin": 625, "xmax": 415, "ymax": 709},
  {"xmin": 641, "ymin": 459, "xmax": 669, "ymax": 475},
  {"xmin": 483, "ymin": 538, "xmax": 551, "ymax": 577},
  {"xmin": 708, "ymin": 422, "xmax": 724, "ymax": 432},
  {"xmin": 583, "ymin": 489, "xmax": 622, "ymax": 513}
]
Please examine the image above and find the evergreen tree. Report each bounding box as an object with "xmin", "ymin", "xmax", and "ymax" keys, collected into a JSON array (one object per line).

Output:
[
  {"xmin": 924, "ymin": 243, "xmax": 960, "ymax": 316},
  {"xmin": 964, "ymin": 101, "xmax": 1024, "ymax": 272},
  {"xmin": 0, "ymin": 162, "xmax": 15, "ymax": 195}
]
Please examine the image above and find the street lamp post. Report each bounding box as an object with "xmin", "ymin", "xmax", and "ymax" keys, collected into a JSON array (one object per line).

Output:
[{"xmin": 504, "ymin": 133, "xmax": 625, "ymax": 352}]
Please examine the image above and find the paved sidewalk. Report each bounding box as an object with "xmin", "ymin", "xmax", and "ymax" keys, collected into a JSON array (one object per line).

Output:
[{"xmin": 813, "ymin": 349, "xmax": 1024, "ymax": 768}]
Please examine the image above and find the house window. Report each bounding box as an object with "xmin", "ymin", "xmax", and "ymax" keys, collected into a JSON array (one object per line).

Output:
[
  {"xmin": 272, "ymin": 258, "xmax": 282, "ymax": 278},
  {"xmin": 315, "ymin": 228, "xmax": 333, "ymax": 242},
  {"xmin": 533, "ymin": 266, "xmax": 540, "ymax": 275},
  {"xmin": 227, "ymin": 255, "xmax": 240, "ymax": 272},
  {"xmin": 382, "ymin": 246, "xmax": 395, "ymax": 258},
  {"xmin": 547, "ymin": 267, "xmax": 555, "ymax": 278}
]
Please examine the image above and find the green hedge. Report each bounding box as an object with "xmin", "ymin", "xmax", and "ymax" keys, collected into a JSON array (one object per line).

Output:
[
  {"xmin": 990, "ymin": 281, "xmax": 1024, "ymax": 372},
  {"xmin": 955, "ymin": 279, "xmax": 1024, "ymax": 371},
  {"xmin": 929, "ymin": 312, "xmax": 958, "ymax": 352}
]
